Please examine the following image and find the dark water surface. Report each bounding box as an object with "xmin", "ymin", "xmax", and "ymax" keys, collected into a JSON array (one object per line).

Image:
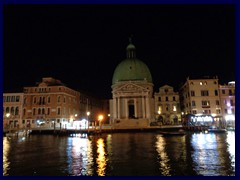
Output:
[{"xmin": 3, "ymin": 131, "xmax": 235, "ymax": 176}]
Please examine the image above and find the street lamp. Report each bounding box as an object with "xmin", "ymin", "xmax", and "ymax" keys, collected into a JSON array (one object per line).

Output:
[
  {"xmin": 87, "ymin": 111, "xmax": 90, "ymax": 132},
  {"xmin": 98, "ymin": 114, "xmax": 103, "ymax": 132},
  {"xmin": 6, "ymin": 113, "xmax": 10, "ymax": 130}
]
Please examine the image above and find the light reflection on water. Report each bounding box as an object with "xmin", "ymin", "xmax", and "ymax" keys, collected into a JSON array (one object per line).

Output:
[
  {"xmin": 3, "ymin": 132, "xmax": 235, "ymax": 176},
  {"xmin": 155, "ymin": 135, "xmax": 171, "ymax": 176},
  {"xmin": 3, "ymin": 138, "xmax": 10, "ymax": 176},
  {"xmin": 191, "ymin": 132, "xmax": 235, "ymax": 176},
  {"xmin": 96, "ymin": 138, "xmax": 107, "ymax": 176}
]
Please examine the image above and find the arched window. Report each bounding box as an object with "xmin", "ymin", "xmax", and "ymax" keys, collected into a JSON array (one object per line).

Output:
[
  {"xmin": 33, "ymin": 108, "xmax": 36, "ymax": 115},
  {"xmin": 15, "ymin": 107, "xmax": 19, "ymax": 115},
  {"xmin": 11, "ymin": 107, "xmax": 14, "ymax": 114},
  {"xmin": 33, "ymin": 97, "xmax": 36, "ymax": 104},
  {"xmin": 58, "ymin": 96, "xmax": 61, "ymax": 103},
  {"xmin": 38, "ymin": 108, "xmax": 41, "ymax": 115},
  {"xmin": 6, "ymin": 107, "xmax": 10, "ymax": 113},
  {"xmin": 42, "ymin": 108, "xmax": 45, "ymax": 114}
]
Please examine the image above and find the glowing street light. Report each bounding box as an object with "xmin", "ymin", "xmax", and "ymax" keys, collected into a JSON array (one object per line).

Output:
[
  {"xmin": 5, "ymin": 113, "xmax": 11, "ymax": 130},
  {"xmin": 87, "ymin": 111, "xmax": 90, "ymax": 132},
  {"xmin": 98, "ymin": 114, "xmax": 104, "ymax": 132}
]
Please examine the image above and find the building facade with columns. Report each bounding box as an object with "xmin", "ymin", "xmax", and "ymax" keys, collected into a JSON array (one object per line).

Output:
[{"xmin": 109, "ymin": 41, "xmax": 154, "ymax": 129}]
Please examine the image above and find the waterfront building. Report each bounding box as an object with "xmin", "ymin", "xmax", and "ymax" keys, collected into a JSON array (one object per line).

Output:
[
  {"xmin": 219, "ymin": 81, "xmax": 235, "ymax": 128},
  {"xmin": 154, "ymin": 85, "xmax": 181, "ymax": 125},
  {"xmin": 22, "ymin": 77, "xmax": 81, "ymax": 129},
  {"xmin": 179, "ymin": 76, "xmax": 222, "ymax": 126},
  {"xmin": 3, "ymin": 77, "xmax": 104, "ymax": 130},
  {"xmin": 3, "ymin": 93, "xmax": 24, "ymax": 130},
  {"xmin": 109, "ymin": 40, "xmax": 155, "ymax": 129}
]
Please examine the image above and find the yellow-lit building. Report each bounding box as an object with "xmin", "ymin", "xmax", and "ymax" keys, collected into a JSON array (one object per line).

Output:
[
  {"xmin": 3, "ymin": 77, "xmax": 105, "ymax": 130},
  {"xmin": 22, "ymin": 77, "xmax": 81, "ymax": 129},
  {"xmin": 154, "ymin": 85, "xmax": 181, "ymax": 125},
  {"xmin": 3, "ymin": 93, "xmax": 24, "ymax": 130},
  {"xmin": 180, "ymin": 77, "xmax": 222, "ymax": 126}
]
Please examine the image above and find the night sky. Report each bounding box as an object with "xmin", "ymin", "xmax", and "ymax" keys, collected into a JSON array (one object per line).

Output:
[{"xmin": 4, "ymin": 4, "xmax": 235, "ymax": 99}]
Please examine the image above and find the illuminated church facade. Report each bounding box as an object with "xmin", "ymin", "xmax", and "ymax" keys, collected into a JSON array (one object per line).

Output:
[{"xmin": 109, "ymin": 41, "xmax": 155, "ymax": 129}]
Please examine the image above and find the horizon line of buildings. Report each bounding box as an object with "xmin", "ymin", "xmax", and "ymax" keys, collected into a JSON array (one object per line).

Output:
[{"xmin": 3, "ymin": 76, "xmax": 235, "ymax": 130}]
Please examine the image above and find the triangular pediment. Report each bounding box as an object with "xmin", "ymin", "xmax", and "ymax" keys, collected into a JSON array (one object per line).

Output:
[{"xmin": 113, "ymin": 82, "xmax": 149, "ymax": 93}]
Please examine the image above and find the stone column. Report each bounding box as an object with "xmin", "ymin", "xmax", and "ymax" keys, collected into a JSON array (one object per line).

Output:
[
  {"xmin": 134, "ymin": 98, "xmax": 138, "ymax": 118},
  {"xmin": 142, "ymin": 96, "xmax": 146, "ymax": 118},
  {"xmin": 146, "ymin": 96, "xmax": 150, "ymax": 119},
  {"xmin": 117, "ymin": 97, "xmax": 120, "ymax": 119},
  {"xmin": 125, "ymin": 98, "xmax": 128, "ymax": 119},
  {"xmin": 113, "ymin": 97, "xmax": 117, "ymax": 119}
]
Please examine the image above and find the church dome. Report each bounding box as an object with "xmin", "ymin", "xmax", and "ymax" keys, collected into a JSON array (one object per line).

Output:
[{"xmin": 112, "ymin": 42, "xmax": 152, "ymax": 85}]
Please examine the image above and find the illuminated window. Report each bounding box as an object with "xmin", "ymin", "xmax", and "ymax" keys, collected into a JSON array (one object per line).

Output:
[
  {"xmin": 202, "ymin": 100, "xmax": 210, "ymax": 106},
  {"xmin": 158, "ymin": 106, "xmax": 162, "ymax": 114},
  {"xmin": 173, "ymin": 105, "xmax": 177, "ymax": 111},
  {"xmin": 200, "ymin": 82, "xmax": 203, "ymax": 85},
  {"xmin": 203, "ymin": 109, "xmax": 211, "ymax": 114}
]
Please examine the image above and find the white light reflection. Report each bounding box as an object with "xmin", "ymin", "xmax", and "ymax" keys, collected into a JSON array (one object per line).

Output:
[
  {"xmin": 96, "ymin": 138, "xmax": 107, "ymax": 176},
  {"xmin": 67, "ymin": 137, "xmax": 93, "ymax": 176},
  {"xmin": 191, "ymin": 133, "xmax": 220, "ymax": 175},
  {"xmin": 226, "ymin": 131, "xmax": 235, "ymax": 171},
  {"xmin": 3, "ymin": 138, "xmax": 10, "ymax": 176},
  {"xmin": 155, "ymin": 135, "xmax": 171, "ymax": 176}
]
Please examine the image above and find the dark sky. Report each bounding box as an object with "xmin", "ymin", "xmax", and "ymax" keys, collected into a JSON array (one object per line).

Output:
[{"xmin": 4, "ymin": 4, "xmax": 235, "ymax": 99}]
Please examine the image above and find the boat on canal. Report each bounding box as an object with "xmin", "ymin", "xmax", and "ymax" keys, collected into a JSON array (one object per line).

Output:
[
  {"xmin": 207, "ymin": 126, "xmax": 227, "ymax": 133},
  {"xmin": 6, "ymin": 129, "xmax": 31, "ymax": 137},
  {"xmin": 159, "ymin": 129, "xmax": 186, "ymax": 136}
]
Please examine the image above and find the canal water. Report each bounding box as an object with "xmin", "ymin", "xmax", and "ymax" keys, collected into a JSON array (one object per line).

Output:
[{"xmin": 3, "ymin": 131, "xmax": 235, "ymax": 176}]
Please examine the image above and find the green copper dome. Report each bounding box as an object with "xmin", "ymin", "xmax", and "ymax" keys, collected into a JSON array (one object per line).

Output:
[{"xmin": 112, "ymin": 42, "xmax": 152, "ymax": 85}]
